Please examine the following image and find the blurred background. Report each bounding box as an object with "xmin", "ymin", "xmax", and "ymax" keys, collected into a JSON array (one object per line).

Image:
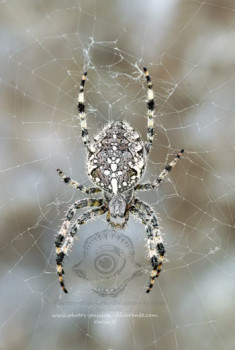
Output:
[{"xmin": 0, "ymin": 0, "xmax": 234, "ymax": 349}]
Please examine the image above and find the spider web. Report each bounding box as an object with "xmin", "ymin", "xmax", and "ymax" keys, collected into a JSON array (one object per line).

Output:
[{"xmin": 0, "ymin": 0, "xmax": 235, "ymax": 349}]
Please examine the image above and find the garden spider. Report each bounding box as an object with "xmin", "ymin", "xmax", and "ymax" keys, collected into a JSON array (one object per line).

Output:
[{"xmin": 55, "ymin": 68, "xmax": 184, "ymax": 294}]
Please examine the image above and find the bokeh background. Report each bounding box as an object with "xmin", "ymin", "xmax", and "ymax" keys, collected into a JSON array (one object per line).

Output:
[{"xmin": 0, "ymin": 0, "xmax": 235, "ymax": 349}]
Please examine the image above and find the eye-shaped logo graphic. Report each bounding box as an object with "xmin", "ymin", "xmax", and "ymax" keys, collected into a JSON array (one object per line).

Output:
[{"xmin": 73, "ymin": 229, "xmax": 143, "ymax": 297}]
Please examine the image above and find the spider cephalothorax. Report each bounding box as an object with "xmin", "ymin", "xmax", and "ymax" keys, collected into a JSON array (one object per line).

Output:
[
  {"xmin": 104, "ymin": 189, "xmax": 133, "ymax": 229},
  {"xmin": 55, "ymin": 68, "xmax": 184, "ymax": 294}
]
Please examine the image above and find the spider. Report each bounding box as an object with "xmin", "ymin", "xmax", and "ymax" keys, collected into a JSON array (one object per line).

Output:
[{"xmin": 55, "ymin": 68, "xmax": 184, "ymax": 294}]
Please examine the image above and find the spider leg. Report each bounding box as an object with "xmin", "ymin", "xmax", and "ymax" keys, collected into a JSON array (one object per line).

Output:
[
  {"xmin": 130, "ymin": 198, "xmax": 165, "ymax": 293},
  {"xmin": 143, "ymin": 67, "xmax": 155, "ymax": 154},
  {"xmin": 55, "ymin": 198, "xmax": 104, "ymax": 252},
  {"xmin": 56, "ymin": 205, "xmax": 107, "ymax": 293},
  {"xmin": 57, "ymin": 169, "xmax": 101, "ymax": 194},
  {"xmin": 134, "ymin": 149, "xmax": 184, "ymax": 191},
  {"xmin": 78, "ymin": 72, "xmax": 90, "ymax": 149}
]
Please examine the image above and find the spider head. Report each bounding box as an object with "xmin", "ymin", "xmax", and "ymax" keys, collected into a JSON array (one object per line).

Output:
[{"xmin": 105, "ymin": 190, "xmax": 133, "ymax": 229}]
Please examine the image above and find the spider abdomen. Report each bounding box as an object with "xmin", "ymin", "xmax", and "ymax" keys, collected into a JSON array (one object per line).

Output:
[{"xmin": 88, "ymin": 121, "xmax": 146, "ymax": 194}]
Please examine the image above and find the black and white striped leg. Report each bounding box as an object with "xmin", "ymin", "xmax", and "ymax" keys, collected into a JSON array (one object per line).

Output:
[
  {"xmin": 143, "ymin": 67, "xmax": 155, "ymax": 154},
  {"xmin": 153, "ymin": 149, "xmax": 184, "ymax": 187},
  {"xmin": 56, "ymin": 205, "xmax": 107, "ymax": 293},
  {"xmin": 134, "ymin": 149, "xmax": 184, "ymax": 191},
  {"xmin": 78, "ymin": 72, "xmax": 90, "ymax": 148},
  {"xmin": 57, "ymin": 169, "xmax": 101, "ymax": 194},
  {"xmin": 55, "ymin": 198, "xmax": 104, "ymax": 259},
  {"xmin": 130, "ymin": 200, "xmax": 165, "ymax": 293},
  {"xmin": 134, "ymin": 183, "xmax": 154, "ymax": 191}
]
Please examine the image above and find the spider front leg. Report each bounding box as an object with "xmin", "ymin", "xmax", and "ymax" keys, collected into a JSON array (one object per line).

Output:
[
  {"xmin": 130, "ymin": 199, "xmax": 165, "ymax": 293},
  {"xmin": 135, "ymin": 149, "xmax": 184, "ymax": 191},
  {"xmin": 55, "ymin": 198, "xmax": 104, "ymax": 251},
  {"xmin": 57, "ymin": 169, "xmax": 101, "ymax": 194},
  {"xmin": 55, "ymin": 202, "xmax": 106, "ymax": 293}
]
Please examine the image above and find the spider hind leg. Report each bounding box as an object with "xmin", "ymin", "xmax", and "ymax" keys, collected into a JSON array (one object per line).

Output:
[
  {"xmin": 78, "ymin": 72, "xmax": 90, "ymax": 149},
  {"xmin": 143, "ymin": 67, "xmax": 155, "ymax": 154}
]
